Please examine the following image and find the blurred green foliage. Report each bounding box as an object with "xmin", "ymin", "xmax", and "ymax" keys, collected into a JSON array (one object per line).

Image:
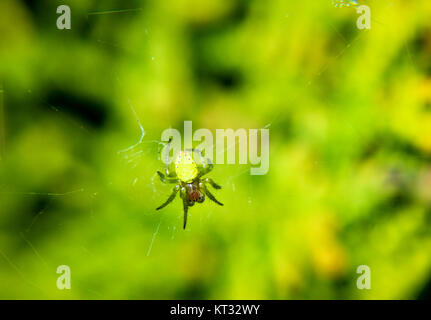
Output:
[{"xmin": 1, "ymin": 0, "xmax": 431, "ymax": 299}]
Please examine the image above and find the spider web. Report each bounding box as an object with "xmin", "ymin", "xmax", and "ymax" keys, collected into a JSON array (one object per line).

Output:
[
  {"xmin": 0, "ymin": 2, "xmax": 361, "ymax": 255},
  {"xmin": 0, "ymin": 0, "xmax": 405, "ymax": 290}
]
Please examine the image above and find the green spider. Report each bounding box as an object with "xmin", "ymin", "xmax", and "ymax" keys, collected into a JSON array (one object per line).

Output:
[{"xmin": 156, "ymin": 141, "xmax": 223, "ymax": 229}]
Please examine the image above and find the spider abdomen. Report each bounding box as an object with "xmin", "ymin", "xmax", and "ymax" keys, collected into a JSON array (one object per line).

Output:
[{"xmin": 175, "ymin": 151, "xmax": 198, "ymax": 183}]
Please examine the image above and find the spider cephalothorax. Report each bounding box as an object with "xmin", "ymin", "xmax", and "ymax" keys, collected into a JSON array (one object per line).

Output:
[{"xmin": 156, "ymin": 145, "xmax": 223, "ymax": 229}]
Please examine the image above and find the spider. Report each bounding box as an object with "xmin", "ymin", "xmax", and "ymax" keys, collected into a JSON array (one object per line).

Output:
[{"xmin": 156, "ymin": 140, "xmax": 223, "ymax": 229}]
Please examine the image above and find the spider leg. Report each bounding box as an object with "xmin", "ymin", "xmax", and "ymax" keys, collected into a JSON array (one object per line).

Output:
[
  {"xmin": 182, "ymin": 197, "xmax": 189, "ymax": 229},
  {"xmin": 201, "ymin": 183, "xmax": 223, "ymax": 206},
  {"xmin": 164, "ymin": 164, "xmax": 177, "ymax": 178},
  {"xmin": 156, "ymin": 185, "xmax": 180, "ymax": 210},
  {"xmin": 161, "ymin": 137, "xmax": 173, "ymax": 163},
  {"xmin": 161, "ymin": 137, "xmax": 176, "ymax": 177},
  {"xmin": 203, "ymin": 178, "xmax": 221, "ymax": 189},
  {"xmin": 179, "ymin": 187, "xmax": 189, "ymax": 229},
  {"xmin": 198, "ymin": 161, "xmax": 213, "ymax": 178},
  {"xmin": 157, "ymin": 171, "xmax": 179, "ymax": 184}
]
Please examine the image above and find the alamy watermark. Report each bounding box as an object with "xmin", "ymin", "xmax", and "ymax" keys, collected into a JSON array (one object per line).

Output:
[
  {"xmin": 160, "ymin": 121, "xmax": 269, "ymax": 175},
  {"xmin": 356, "ymin": 265, "xmax": 371, "ymax": 290},
  {"xmin": 56, "ymin": 5, "xmax": 71, "ymax": 30},
  {"xmin": 57, "ymin": 265, "xmax": 71, "ymax": 290},
  {"xmin": 333, "ymin": 1, "xmax": 371, "ymax": 30},
  {"xmin": 356, "ymin": 5, "xmax": 371, "ymax": 30}
]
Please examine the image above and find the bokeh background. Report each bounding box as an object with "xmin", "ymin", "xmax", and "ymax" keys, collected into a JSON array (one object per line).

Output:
[{"xmin": 1, "ymin": 0, "xmax": 431, "ymax": 299}]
